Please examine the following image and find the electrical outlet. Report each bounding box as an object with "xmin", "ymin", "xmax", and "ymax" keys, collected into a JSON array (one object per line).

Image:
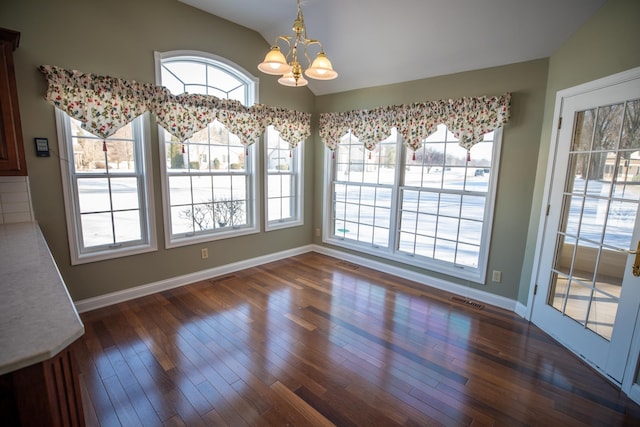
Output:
[
  {"xmin": 492, "ymin": 270, "xmax": 502, "ymax": 283},
  {"xmin": 201, "ymin": 248, "xmax": 208, "ymax": 259},
  {"xmin": 315, "ymin": 227, "xmax": 321, "ymax": 237}
]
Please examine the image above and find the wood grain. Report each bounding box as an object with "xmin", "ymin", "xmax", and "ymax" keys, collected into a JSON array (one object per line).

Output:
[{"xmin": 76, "ymin": 253, "xmax": 640, "ymax": 426}]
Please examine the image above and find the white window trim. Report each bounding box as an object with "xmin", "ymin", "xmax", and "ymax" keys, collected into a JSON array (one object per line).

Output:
[
  {"xmin": 56, "ymin": 111, "xmax": 157, "ymax": 265},
  {"xmin": 264, "ymin": 129, "xmax": 304, "ymax": 231},
  {"xmin": 154, "ymin": 50, "xmax": 261, "ymax": 249},
  {"xmin": 322, "ymin": 127, "xmax": 503, "ymax": 284}
]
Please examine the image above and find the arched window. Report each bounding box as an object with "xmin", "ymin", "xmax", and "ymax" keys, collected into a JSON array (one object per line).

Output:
[{"xmin": 155, "ymin": 51, "xmax": 259, "ymax": 246}]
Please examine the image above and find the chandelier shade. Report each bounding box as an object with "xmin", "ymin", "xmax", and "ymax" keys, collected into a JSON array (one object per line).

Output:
[
  {"xmin": 257, "ymin": 46, "xmax": 292, "ymax": 75},
  {"xmin": 258, "ymin": 0, "xmax": 337, "ymax": 88}
]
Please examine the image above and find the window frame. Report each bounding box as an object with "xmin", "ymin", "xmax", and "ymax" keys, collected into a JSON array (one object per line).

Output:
[
  {"xmin": 155, "ymin": 50, "xmax": 260, "ymax": 248},
  {"xmin": 323, "ymin": 125, "xmax": 502, "ymax": 283},
  {"xmin": 56, "ymin": 111, "xmax": 157, "ymax": 265},
  {"xmin": 264, "ymin": 125, "xmax": 304, "ymax": 231}
]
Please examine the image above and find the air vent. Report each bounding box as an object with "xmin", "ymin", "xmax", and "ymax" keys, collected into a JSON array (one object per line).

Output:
[
  {"xmin": 336, "ymin": 261, "xmax": 360, "ymax": 270},
  {"xmin": 209, "ymin": 274, "xmax": 237, "ymax": 283},
  {"xmin": 450, "ymin": 295, "xmax": 484, "ymax": 310}
]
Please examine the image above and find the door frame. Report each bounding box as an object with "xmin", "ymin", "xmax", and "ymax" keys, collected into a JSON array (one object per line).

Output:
[{"xmin": 526, "ymin": 66, "xmax": 640, "ymax": 400}]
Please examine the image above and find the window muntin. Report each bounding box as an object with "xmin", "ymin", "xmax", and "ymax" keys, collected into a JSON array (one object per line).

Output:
[
  {"xmin": 57, "ymin": 112, "xmax": 156, "ymax": 264},
  {"xmin": 156, "ymin": 52, "xmax": 258, "ymax": 246},
  {"xmin": 265, "ymin": 125, "xmax": 303, "ymax": 230},
  {"xmin": 327, "ymin": 124, "xmax": 500, "ymax": 282}
]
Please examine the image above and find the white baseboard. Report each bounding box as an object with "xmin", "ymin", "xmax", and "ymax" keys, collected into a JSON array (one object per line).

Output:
[
  {"xmin": 75, "ymin": 243, "xmax": 521, "ymax": 315},
  {"xmin": 74, "ymin": 245, "xmax": 315, "ymax": 313},
  {"xmin": 515, "ymin": 302, "xmax": 529, "ymax": 319},
  {"xmin": 311, "ymin": 244, "xmax": 519, "ymax": 312}
]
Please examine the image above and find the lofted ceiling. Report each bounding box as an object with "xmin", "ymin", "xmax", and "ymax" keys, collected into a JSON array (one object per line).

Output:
[{"xmin": 178, "ymin": 0, "xmax": 606, "ymax": 96}]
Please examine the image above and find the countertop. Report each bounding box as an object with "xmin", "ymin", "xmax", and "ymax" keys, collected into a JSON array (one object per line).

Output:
[{"xmin": 0, "ymin": 222, "xmax": 84, "ymax": 375}]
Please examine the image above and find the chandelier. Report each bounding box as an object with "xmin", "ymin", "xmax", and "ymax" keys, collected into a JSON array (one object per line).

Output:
[{"xmin": 258, "ymin": 0, "xmax": 338, "ymax": 87}]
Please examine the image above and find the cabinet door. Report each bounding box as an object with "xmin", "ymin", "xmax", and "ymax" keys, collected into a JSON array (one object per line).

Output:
[{"xmin": 0, "ymin": 36, "xmax": 27, "ymax": 176}]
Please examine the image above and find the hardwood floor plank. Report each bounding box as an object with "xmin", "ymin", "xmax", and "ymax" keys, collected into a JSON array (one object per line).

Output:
[
  {"xmin": 270, "ymin": 380, "xmax": 336, "ymax": 427},
  {"xmin": 76, "ymin": 253, "xmax": 640, "ymax": 426}
]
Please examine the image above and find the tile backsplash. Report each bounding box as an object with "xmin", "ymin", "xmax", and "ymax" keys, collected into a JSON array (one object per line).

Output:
[{"xmin": 0, "ymin": 176, "xmax": 34, "ymax": 224}]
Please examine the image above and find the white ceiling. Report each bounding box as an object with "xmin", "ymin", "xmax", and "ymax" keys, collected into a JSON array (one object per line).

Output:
[{"xmin": 179, "ymin": 0, "xmax": 606, "ymax": 96}]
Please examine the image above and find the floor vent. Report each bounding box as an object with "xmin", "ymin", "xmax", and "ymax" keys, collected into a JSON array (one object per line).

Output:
[
  {"xmin": 450, "ymin": 296, "xmax": 485, "ymax": 310},
  {"xmin": 210, "ymin": 274, "xmax": 237, "ymax": 283},
  {"xmin": 336, "ymin": 261, "xmax": 360, "ymax": 270}
]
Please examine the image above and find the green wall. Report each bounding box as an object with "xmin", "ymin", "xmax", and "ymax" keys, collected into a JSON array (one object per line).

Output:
[
  {"xmin": 519, "ymin": 0, "xmax": 640, "ymax": 303},
  {"xmin": 1, "ymin": 0, "xmax": 636, "ymax": 306},
  {"xmin": 0, "ymin": 0, "xmax": 315, "ymax": 301}
]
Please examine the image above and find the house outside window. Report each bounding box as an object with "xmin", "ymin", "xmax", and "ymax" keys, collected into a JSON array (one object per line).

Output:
[
  {"xmin": 265, "ymin": 125, "xmax": 303, "ymax": 230},
  {"xmin": 325, "ymin": 124, "xmax": 501, "ymax": 282},
  {"xmin": 56, "ymin": 113, "xmax": 156, "ymax": 264},
  {"xmin": 155, "ymin": 51, "xmax": 259, "ymax": 247}
]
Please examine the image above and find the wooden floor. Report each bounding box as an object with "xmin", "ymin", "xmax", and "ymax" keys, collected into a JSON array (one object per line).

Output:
[{"xmin": 76, "ymin": 252, "xmax": 640, "ymax": 426}]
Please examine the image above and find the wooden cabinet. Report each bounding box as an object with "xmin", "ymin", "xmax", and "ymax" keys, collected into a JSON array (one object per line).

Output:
[{"xmin": 0, "ymin": 28, "xmax": 27, "ymax": 175}]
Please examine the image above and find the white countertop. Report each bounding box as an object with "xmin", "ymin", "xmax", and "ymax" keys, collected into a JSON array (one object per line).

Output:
[{"xmin": 0, "ymin": 222, "xmax": 84, "ymax": 375}]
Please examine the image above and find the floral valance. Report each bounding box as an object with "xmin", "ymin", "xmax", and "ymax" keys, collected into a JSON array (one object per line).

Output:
[
  {"xmin": 319, "ymin": 93, "xmax": 511, "ymax": 153},
  {"xmin": 39, "ymin": 65, "xmax": 311, "ymax": 149}
]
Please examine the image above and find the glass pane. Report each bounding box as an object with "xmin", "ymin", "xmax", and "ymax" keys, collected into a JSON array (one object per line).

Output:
[
  {"xmin": 400, "ymin": 211, "xmax": 417, "ymax": 233},
  {"xmin": 621, "ymin": 99, "xmax": 640, "ymax": 150},
  {"xmin": 358, "ymin": 224, "xmax": 373, "ymax": 244},
  {"xmin": 436, "ymin": 217, "xmax": 459, "ymax": 241},
  {"xmin": 232, "ymin": 175, "xmax": 247, "ymax": 200},
  {"xmin": 586, "ymin": 289, "xmax": 619, "ymax": 340},
  {"xmin": 110, "ymin": 178, "xmax": 139, "ymax": 211},
  {"xmin": 77, "ymin": 178, "xmax": 110, "ymax": 213},
  {"xmin": 113, "ymin": 210, "xmax": 141, "ymax": 242},
  {"xmin": 171, "ymin": 206, "xmax": 193, "ymax": 234},
  {"xmin": 434, "ymin": 239, "xmax": 456, "ymax": 263},
  {"xmin": 268, "ymin": 198, "xmax": 282, "ymax": 222},
  {"xmin": 192, "ymin": 176, "xmax": 213, "ymax": 204},
  {"xmin": 166, "ymin": 142, "xmax": 186, "ymax": 170},
  {"xmin": 564, "ymin": 195, "xmax": 583, "ymax": 237},
  {"xmin": 459, "ymin": 219, "xmax": 482, "ymax": 245},
  {"xmin": 399, "ymin": 232, "xmax": 416, "ymax": 253},
  {"xmin": 73, "ymin": 139, "xmax": 107, "ymax": 173},
  {"xmin": 567, "ymin": 153, "xmax": 589, "ymax": 194},
  {"xmin": 375, "ymin": 207, "xmax": 390, "ymax": 229},
  {"xmin": 456, "ymin": 243, "xmax": 479, "ymax": 267},
  {"xmin": 573, "ymin": 242, "xmax": 597, "ymax": 283},
  {"xmin": 415, "ymin": 235, "xmax": 434, "ymax": 258},
  {"xmin": 461, "ymin": 196, "xmax": 485, "ymax": 221},
  {"xmin": 603, "ymin": 200, "xmax": 637, "ymax": 250},
  {"xmin": 213, "ymin": 175, "xmax": 232, "ymax": 200},
  {"xmin": 548, "ymin": 272, "xmax": 568, "ymax": 312},
  {"xmin": 593, "ymin": 104, "xmax": 624, "ymax": 151},
  {"xmin": 402, "ymin": 190, "xmax": 419, "ymax": 211},
  {"xmin": 578, "ymin": 198, "xmax": 605, "ymax": 244},
  {"xmin": 360, "ymin": 205, "xmax": 374, "ymax": 225},
  {"xmin": 439, "ymin": 194, "xmax": 461, "ymax": 217},
  {"xmin": 571, "ymin": 109, "xmax": 595, "ymax": 151},
  {"xmin": 564, "ymin": 279, "xmax": 590, "ymax": 325},
  {"xmin": 164, "ymin": 61, "xmax": 206, "ymax": 89},
  {"xmin": 416, "ymin": 213, "xmax": 436, "ymax": 236},
  {"xmin": 268, "ymin": 175, "xmax": 281, "ymax": 198},
  {"xmin": 106, "ymin": 141, "xmax": 135, "ymax": 172},
  {"xmin": 81, "ymin": 213, "xmax": 113, "ymax": 247},
  {"xmin": 169, "ymin": 176, "xmax": 192, "ymax": 205},
  {"xmin": 373, "ymin": 227, "xmax": 388, "ymax": 247},
  {"xmin": 612, "ymin": 151, "xmax": 640, "ymax": 199}
]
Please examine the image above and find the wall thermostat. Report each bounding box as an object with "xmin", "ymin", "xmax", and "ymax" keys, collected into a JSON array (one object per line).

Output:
[{"xmin": 34, "ymin": 137, "xmax": 50, "ymax": 157}]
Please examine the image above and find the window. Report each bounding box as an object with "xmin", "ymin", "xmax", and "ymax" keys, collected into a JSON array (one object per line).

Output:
[
  {"xmin": 56, "ymin": 112, "xmax": 156, "ymax": 264},
  {"xmin": 265, "ymin": 125, "xmax": 303, "ymax": 230},
  {"xmin": 326, "ymin": 124, "xmax": 501, "ymax": 282},
  {"xmin": 155, "ymin": 51, "xmax": 259, "ymax": 247}
]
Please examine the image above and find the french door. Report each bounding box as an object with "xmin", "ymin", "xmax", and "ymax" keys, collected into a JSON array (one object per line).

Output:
[{"xmin": 532, "ymin": 68, "xmax": 640, "ymax": 387}]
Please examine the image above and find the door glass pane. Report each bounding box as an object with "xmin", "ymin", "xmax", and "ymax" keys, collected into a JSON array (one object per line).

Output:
[{"xmin": 547, "ymin": 105, "xmax": 631, "ymax": 341}]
